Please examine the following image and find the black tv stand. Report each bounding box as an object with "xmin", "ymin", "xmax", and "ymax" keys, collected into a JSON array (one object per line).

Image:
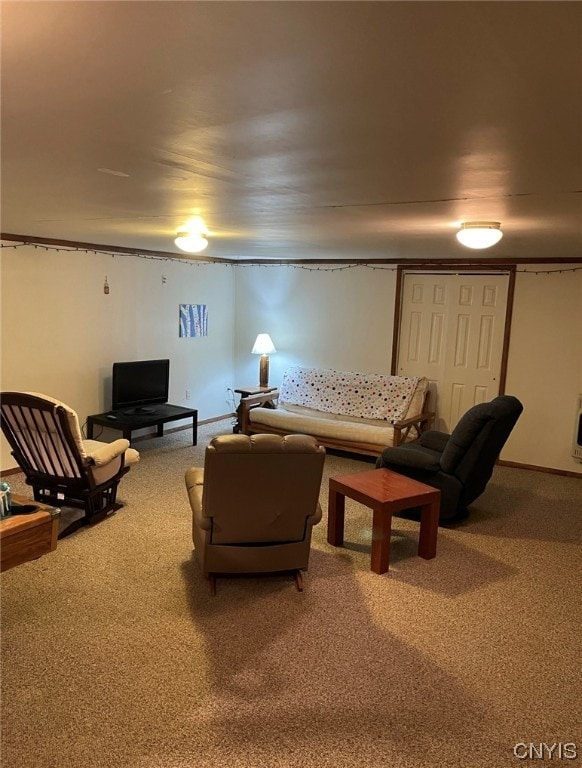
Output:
[{"xmin": 87, "ymin": 403, "xmax": 198, "ymax": 445}]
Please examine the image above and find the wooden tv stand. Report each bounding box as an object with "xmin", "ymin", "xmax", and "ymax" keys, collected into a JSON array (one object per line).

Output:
[{"xmin": 87, "ymin": 404, "xmax": 198, "ymax": 445}]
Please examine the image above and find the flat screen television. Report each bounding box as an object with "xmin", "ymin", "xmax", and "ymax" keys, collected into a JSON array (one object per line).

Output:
[{"xmin": 111, "ymin": 359, "xmax": 170, "ymax": 414}]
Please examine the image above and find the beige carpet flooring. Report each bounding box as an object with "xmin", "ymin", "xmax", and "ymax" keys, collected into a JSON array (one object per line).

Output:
[{"xmin": 1, "ymin": 421, "xmax": 581, "ymax": 768}]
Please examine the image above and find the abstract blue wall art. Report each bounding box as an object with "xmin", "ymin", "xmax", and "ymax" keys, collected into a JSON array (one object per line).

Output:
[{"xmin": 179, "ymin": 304, "xmax": 208, "ymax": 338}]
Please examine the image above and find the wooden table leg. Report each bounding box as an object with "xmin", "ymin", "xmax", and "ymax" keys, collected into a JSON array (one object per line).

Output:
[
  {"xmin": 192, "ymin": 415, "xmax": 198, "ymax": 445},
  {"xmin": 327, "ymin": 488, "xmax": 345, "ymax": 547},
  {"xmin": 371, "ymin": 507, "xmax": 392, "ymax": 574},
  {"xmin": 418, "ymin": 499, "xmax": 439, "ymax": 559}
]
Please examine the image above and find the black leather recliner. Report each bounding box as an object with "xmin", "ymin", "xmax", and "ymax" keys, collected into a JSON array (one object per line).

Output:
[{"xmin": 376, "ymin": 395, "xmax": 524, "ymax": 522}]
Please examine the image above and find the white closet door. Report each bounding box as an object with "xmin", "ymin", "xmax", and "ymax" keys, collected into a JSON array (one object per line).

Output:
[{"xmin": 397, "ymin": 273, "xmax": 509, "ymax": 433}]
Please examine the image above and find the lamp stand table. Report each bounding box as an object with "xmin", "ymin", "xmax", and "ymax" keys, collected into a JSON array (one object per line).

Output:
[{"xmin": 233, "ymin": 386, "xmax": 278, "ymax": 433}]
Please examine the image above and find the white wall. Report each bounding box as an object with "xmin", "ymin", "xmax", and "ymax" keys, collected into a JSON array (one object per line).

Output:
[
  {"xmin": 503, "ymin": 266, "xmax": 582, "ymax": 472},
  {"xmin": 233, "ymin": 264, "xmax": 397, "ymax": 385},
  {"xmin": 1, "ymin": 246, "xmax": 235, "ymax": 469},
  {"xmin": 2, "ymin": 250, "xmax": 581, "ymax": 474},
  {"xmin": 234, "ymin": 263, "xmax": 582, "ymax": 475}
]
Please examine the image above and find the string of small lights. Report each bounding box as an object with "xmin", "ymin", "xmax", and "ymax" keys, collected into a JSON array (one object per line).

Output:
[{"xmin": 1, "ymin": 241, "xmax": 581, "ymax": 274}]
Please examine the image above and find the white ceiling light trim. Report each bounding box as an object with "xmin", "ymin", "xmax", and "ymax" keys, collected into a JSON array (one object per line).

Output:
[{"xmin": 456, "ymin": 221, "xmax": 503, "ymax": 249}]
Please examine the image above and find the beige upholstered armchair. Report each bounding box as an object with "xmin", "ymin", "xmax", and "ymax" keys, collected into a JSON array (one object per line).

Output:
[
  {"xmin": 1, "ymin": 392, "xmax": 139, "ymax": 524},
  {"xmin": 185, "ymin": 433, "xmax": 325, "ymax": 593}
]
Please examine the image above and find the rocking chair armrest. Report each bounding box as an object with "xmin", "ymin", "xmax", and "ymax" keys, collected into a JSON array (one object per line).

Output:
[{"xmin": 86, "ymin": 439, "xmax": 131, "ymax": 466}]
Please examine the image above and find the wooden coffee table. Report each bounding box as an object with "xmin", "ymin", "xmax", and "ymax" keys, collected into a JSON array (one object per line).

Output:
[
  {"xmin": 0, "ymin": 495, "xmax": 60, "ymax": 573},
  {"xmin": 327, "ymin": 468, "xmax": 440, "ymax": 574}
]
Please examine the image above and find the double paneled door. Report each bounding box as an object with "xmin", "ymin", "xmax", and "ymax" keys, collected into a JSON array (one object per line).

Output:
[{"xmin": 397, "ymin": 272, "xmax": 510, "ymax": 433}]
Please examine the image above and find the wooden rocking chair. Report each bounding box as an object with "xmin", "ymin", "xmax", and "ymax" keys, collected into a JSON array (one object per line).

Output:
[{"xmin": 1, "ymin": 392, "xmax": 139, "ymax": 524}]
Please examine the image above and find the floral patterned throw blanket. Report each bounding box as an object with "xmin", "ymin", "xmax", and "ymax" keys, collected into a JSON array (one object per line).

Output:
[{"xmin": 279, "ymin": 367, "xmax": 420, "ymax": 423}]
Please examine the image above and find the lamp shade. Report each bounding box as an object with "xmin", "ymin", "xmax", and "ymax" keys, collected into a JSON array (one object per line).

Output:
[
  {"xmin": 456, "ymin": 222, "xmax": 503, "ymax": 249},
  {"xmin": 251, "ymin": 334, "xmax": 276, "ymax": 355}
]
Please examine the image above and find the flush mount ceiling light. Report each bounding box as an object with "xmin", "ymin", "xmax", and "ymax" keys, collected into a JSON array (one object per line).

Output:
[
  {"xmin": 175, "ymin": 217, "xmax": 209, "ymax": 253},
  {"xmin": 456, "ymin": 221, "xmax": 503, "ymax": 249},
  {"xmin": 174, "ymin": 232, "xmax": 209, "ymax": 253}
]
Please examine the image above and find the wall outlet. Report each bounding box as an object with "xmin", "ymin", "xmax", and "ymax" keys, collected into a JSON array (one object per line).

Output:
[{"xmin": 186, "ymin": 389, "xmax": 191, "ymax": 400}]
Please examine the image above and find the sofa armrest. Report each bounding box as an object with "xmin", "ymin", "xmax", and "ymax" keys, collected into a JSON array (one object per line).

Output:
[
  {"xmin": 307, "ymin": 501, "xmax": 323, "ymax": 528},
  {"xmin": 392, "ymin": 410, "xmax": 435, "ymax": 446},
  {"xmin": 185, "ymin": 467, "xmax": 211, "ymax": 531},
  {"xmin": 418, "ymin": 430, "xmax": 450, "ymax": 453},
  {"xmin": 377, "ymin": 445, "xmax": 442, "ymax": 473},
  {"xmin": 240, "ymin": 390, "xmax": 280, "ymax": 433}
]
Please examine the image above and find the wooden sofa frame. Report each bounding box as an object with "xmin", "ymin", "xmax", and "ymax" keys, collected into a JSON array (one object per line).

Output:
[{"xmin": 240, "ymin": 389, "xmax": 434, "ymax": 457}]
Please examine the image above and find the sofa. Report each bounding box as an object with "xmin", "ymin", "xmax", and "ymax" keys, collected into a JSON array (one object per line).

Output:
[{"xmin": 241, "ymin": 366, "xmax": 433, "ymax": 457}]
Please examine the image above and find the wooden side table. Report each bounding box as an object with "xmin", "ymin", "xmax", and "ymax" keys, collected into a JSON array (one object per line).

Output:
[
  {"xmin": 1, "ymin": 495, "xmax": 60, "ymax": 573},
  {"xmin": 327, "ymin": 468, "xmax": 440, "ymax": 574},
  {"xmin": 233, "ymin": 386, "xmax": 278, "ymax": 433}
]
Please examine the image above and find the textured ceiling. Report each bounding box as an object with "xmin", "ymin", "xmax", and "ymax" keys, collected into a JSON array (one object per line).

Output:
[{"xmin": 1, "ymin": 1, "xmax": 581, "ymax": 262}]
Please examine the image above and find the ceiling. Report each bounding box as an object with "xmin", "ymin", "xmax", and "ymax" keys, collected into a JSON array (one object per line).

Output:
[{"xmin": 1, "ymin": 1, "xmax": 581, "ymax": 263}]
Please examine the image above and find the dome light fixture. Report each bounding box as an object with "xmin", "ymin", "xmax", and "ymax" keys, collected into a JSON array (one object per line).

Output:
[
  {"xmin": 174, "ymin": 232, "xmax": 209, "ymax": 253},
  {"xmin": 456, "ymin": 221, "xmax": 503, "ymax": 249},
  {"xmin": 175, "ymin": 216, "xmax": 209, "ymax": 253}
]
